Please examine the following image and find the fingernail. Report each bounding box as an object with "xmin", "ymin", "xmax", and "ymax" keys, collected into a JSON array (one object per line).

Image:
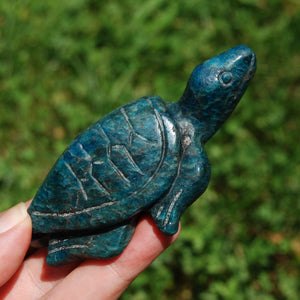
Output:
[{"xmin": 0, "ymin": 202, "xmax": 28, "ymax": 234}]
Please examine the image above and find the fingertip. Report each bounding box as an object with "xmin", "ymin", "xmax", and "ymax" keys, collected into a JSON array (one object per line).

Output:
[
  {"xmin": 135, "ymin": 214, "xmax": 180, "ymax": 250},
  {"xmin": 103, "ymin": 214, "xmax": 180, "ymax": 281},
  {"xmin": 0, "ymin": 204, "xmax": 32, "ymax": 287},
  {"xmin": 0, "ymin": 202, "xmax": 31, "ymax": 234}
]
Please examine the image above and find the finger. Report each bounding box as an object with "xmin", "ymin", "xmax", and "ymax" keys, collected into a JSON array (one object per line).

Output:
[
  {"xmin": 0, "ymin": 203, "xmax": 32, "ymax": 287},
  {"xmin": 43, "ymin": 215, "xmax": 180, "ymax": 300},
  {"xmin": 0, "ymin": 200, "xmax": 79, "ymax": 299},
  {"xmin": 1, "ymin": 214, "xmax": 180, "ymax": 299},
  {"xmin": 0, "ymin": 248, "xmax": 79, "ymax": 300}
]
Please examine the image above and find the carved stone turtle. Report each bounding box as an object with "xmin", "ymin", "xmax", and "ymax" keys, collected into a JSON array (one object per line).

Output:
[{"xmin": 28, "ymin": 45, "xmax": 256, "ymax": 266}]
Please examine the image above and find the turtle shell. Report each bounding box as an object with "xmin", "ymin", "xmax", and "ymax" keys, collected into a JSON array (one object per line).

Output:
[{"xmin": 28, "ymin": 96, "xmax": 180, "ymax": 234}]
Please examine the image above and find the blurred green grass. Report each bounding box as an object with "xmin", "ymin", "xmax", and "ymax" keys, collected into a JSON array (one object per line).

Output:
[{"xmin": 0, "ymin": 0, "xmax": 300, "ymax": 299}]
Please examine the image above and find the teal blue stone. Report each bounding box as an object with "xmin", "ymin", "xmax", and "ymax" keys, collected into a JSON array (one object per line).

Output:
[{"xmin": 28, "ymin": 45, "xmax": 256, "ymax": 266}]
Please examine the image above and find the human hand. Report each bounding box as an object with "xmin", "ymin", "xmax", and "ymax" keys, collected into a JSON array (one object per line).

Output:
[{"xmin": 0, "ymin": 202, "xmax": 180, "ymax": 299}]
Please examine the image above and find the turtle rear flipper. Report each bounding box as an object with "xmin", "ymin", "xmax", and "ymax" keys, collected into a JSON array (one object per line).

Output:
[{"xmin": 46, "ymin": 222, "xmax": 135, "ymax": 266}]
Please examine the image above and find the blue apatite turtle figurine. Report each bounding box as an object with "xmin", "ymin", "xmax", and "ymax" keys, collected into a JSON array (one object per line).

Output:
[{"xmin": 28, "ymin": 45, "xmax": 256, "ymax": 266}]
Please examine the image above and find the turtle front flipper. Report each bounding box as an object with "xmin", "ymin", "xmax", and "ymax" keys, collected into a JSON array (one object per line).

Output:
[
  {"xmin": 46, "ymin": 221, "xmax": 136, "ymax": 266},
  {"xmin": 150, "ymin": 137, "xmax": 211, "ymax": 236},
  {"xmin": 150, "ymin": 188, "xmax": 184, "ymax": 236}
]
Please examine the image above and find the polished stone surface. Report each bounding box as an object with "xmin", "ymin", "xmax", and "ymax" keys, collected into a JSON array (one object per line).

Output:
[{"xmin": 28, "ymin": 45, "xmax": 256, "ymax": 266}]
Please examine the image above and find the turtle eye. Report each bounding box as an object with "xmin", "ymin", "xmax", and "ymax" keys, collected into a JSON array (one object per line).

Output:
[{"xmin": 219, "ymin": 71, "xmax": 233, "ymax": 85}]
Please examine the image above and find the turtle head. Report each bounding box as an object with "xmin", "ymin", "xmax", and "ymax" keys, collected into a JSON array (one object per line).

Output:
[{"xmin": 179, "ymin": 45, "xmax": 256, "ymax": 143}]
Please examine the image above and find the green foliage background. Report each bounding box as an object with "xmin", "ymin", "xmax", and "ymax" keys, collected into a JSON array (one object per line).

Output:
[{"xmin": 0, "ymin": 0, "xmax": 299, "ymax": 299}]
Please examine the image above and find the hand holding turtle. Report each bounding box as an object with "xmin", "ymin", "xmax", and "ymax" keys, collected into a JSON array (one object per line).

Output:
[
  {"xmin": 0, "ymin": 45, "xmax": 256, "ymax": 298},
  {"xmin": 0, "ymin": 202, "xmax": 179, "ymax": 300}
]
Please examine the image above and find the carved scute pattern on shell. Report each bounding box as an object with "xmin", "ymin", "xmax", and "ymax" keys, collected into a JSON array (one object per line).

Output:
[{"xmin": 28, "ymin": 96, "xmax": 180, "ymax": 233}]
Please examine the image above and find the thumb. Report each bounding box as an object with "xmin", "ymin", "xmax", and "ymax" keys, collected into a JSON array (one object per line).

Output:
[{"xmin": 0, "ymin": 202, "xmax": 32, "ymax": 287}]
